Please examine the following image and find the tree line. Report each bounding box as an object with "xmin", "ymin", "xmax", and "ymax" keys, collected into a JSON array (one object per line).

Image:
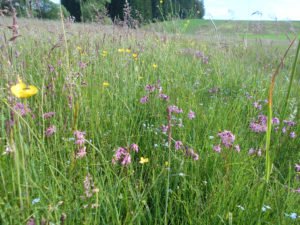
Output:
[{"xmin": 1, "ymin": 0, "xmax": 205, "ymax": 23}]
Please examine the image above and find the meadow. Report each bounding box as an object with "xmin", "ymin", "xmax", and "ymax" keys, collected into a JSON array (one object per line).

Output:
[{"xmin": 0, "ymin": 16, "xmax": 300, "ymax": 224}]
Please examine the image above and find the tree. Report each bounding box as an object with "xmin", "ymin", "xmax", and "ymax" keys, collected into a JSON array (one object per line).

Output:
[
  {"xmin": 61, "ymin": 0, "xmax": 81, "ymax": 21},
  {"xmin": 80, "ymin": 0, "xmax": 111, "ymax": 22}
]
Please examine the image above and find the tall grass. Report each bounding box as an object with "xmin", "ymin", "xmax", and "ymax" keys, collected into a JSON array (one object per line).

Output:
[{"xmin": 0, "ymin": 16, "xmax": 299, "ymax": 224}]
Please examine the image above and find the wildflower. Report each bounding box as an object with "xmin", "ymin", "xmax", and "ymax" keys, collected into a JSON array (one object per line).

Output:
[
  {"xmin": 43, "ymin": 112, "xmax": 55, "ymax": 119},
  {"xmin": 253, "ymin": 101, "xmax": 262, "ymax": 110},
  {"xmin": 102, "ymin": 50, "xmax": 108, "ymax": 57},
  {"xmin": 145, "ymin": 84, "xmax": 155, "ymax": 92},
  {"xmin": 118, "ymin": 48, "xmax": 125, "ymax": 53},
  {"xmin": 79, "ymin": 61, "xmax": 87, "ymax": 69},
  {"xmin": 283, "ymin": 120, "xmax": 296, "ymax": 127},
  {"xmin": 168, "ymin": 105, "xmax": 183, "ymax": 114},
  {"xmin": 165, "ymin": 161, "xmax": 169, "ymax": 166},
  {"xmin": 125, "ymin": 49, "xmax": 131, "ymax": 53},
  {"xmin": 132, "ymin": 53, "xmax": 138, "ymax": 60},
  {"xmin": 2, "ymin": 146, "xmax": 14, "ymax": 155},
  {"xmin": 272, "ymin": 117, "xmax": 280, "ymax": 125},
  {"xmin": 14, "ymin": 102, "xmax": 31, "ymax": 116},
  {"xmin": 31, "ymin": 198, "xmax": 40, "ymax": 205},
  {"xmin": 161, "ymin": 125, "xmax": 169, "ymax": 133},
  {"xmin": 188, "ymin": 110, "xmax": 195, "ymax": 120},
  {"xmin": 139, "ymin": 157, "xmax": 149, "ymax": 164},
  {"xmin": 290, "ymin": 132, "xmax": 296, "ymax": 138},
  {"xmin": 213, "ymin": 145, "xmax": 221, "ymax": 153},
  {"xmin": 103, "ymin": 82, "xmax": 110, "ymax": 87},
  {"xmin": 152, "ymin": 63, "xmax": 158, "ymax": 69},
  {"xmin": 140, "ymin": 96, "xmax": 149, "ymax": 104},
  {"xmin": 130, "ymin": 143, "xmax": 139, "ymax": 152},
  {"xmin": 160, "ymin": 0, "xmax": 163, "ymax": 4},
  {"xmin": 76, "ymin": 146, "xmax": 87, "ymax": 158},
  {"xmin": 185, "ymin": 148, "xmax": 199, "ymax": 160},
  {"xmin": 175, "ymin": 141, "xmax": 183, "ymax": 150},
  {"xmin": 248, "ymin": 148, "xmax": 256, "ymax": 155},
  {"xmin": 285, "ymin": 213, "xmax": 298, "ymax": 219},
  {"xmin": 74, "ymin": 130, "xmax": 85, "ymax": 145},
  {"xmin": 218, "ymin": 130, "xmax": 235, "ymax": 148},
  {"xmin": 112, "ymin": 147, "xmax": 131, "ymax": 166},
  {"xmin": 234, "ymin": 145, "xmax": 240, "ymax": 153},
  {"xmin": 295, "ymin": 164, "xmax": 300, "ymax": 172},
  {"xmin": 11, "ymin": 79, "xmax": 38, "ymax": 98},
  {"xmin": 237, "ymin": 205, "xmax": 245, "ymax": 211},
  {"xmin": 159, "ymin": 93, "xmax": 169, "ymax": 101},
  {"xmin": 262, "ymin": 205, "xmax": 271, "ymax": 212},
  {"xmin": 250, "ymin": 115, "xmax": 267, "ymax": 133},
  {"xmin": 45, "ymin": 125, "xmax": 56, "ymax": 137},
  {"xmin": 282, "ymin": 127, "xmax": 287, "ymax": 133}
]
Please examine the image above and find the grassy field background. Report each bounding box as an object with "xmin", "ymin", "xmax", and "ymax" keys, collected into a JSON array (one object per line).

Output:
[{"xmin": 0, "ymin": 17, "xmax": 300, "ymax": 224}]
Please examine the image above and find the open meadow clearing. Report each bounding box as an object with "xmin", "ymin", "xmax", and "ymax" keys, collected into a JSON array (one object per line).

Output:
[{"xmin": 0, "ymin": 16, "xmax": 300, "ymax": 224}]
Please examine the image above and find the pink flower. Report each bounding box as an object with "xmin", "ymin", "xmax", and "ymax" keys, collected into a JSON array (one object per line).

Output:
[
  {"xmin": 188, "ymin": 110, "xmax": 195, "ymax": 120},
  {"xmin": 159, "ymin": 93, "xmax": 169, "ymax": 101},
  {"xmin": 130, "ymin": 143, "xmax": 139, "ymax": 152},
  {"xmin": 14, "ymin": 102, "xmax": 31, "ymax": 116},
  {"xmin": 213, "ymin": 145, "xmax": 221, "ymax": 153},
  {"xmin": 74, "ymin": 130, "xmax": 85, "ymax": 145},
  {"xmin": 140, "ymin": 96, "xmax": 149, "ymax": 104},
  {"xmin": 234, "ymin": 145, "xmax": 240, "ymax": 153},
  {"xmin": 161, "ymin": 125, "xmax": 169, "ymax": 133},
  {"xmin": 43, "ymin": 112, "xmax": 55, "ymax": 119},
  {"xmin": 112, "ymin": 147, "xmax": 131, "ymax": 166},
  {"xmin": 295, "ymin": 164, "xmax": 300, "ymax": 172},
  {"xmin": 290, "ymin": 132, "xmax": 296, "ymax": 138},
  {"xmin": 185, "ymin": 148, "xmax": 199, "ymax": 160},
  {"xmin": 45, "ymin": 125, "xmax": 56, "ymax": 137},
  {"xmin": 145, "ymin": 84, "xmax": 155, "ymax": 92},
  {"xmin": 218, "ymin": 130, "xmax": 235, "ymax": 148},
  {"xmin": 175, "ymin": 141, "xmax": 183, "ymax": 150},
  {"xmin": 168, "ymin": 105, "xmax": 183, "ymax": 114},
  {"xmin": 76, "ymin": 146, "xmax": 87, "ymax": 158}
]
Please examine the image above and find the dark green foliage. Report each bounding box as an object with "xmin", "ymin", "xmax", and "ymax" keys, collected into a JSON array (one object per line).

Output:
[
  {"xmin": 61, "ymin": 0, "xmax": 81, "ymax": 21},
  {"xmin": 80, "ymin": 0, "xmax": 111, "ymax": 22}
]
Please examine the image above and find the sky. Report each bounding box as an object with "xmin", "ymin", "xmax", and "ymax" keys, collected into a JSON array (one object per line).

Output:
[{"xmin": 50, "ymin": 0, "xmax": 300, "ymax": 21}]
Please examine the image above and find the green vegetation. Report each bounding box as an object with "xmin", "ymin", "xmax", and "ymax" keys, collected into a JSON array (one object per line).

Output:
[{"xmin": 0, "ymin": 16, "xmax": 299, "ymax": 224}]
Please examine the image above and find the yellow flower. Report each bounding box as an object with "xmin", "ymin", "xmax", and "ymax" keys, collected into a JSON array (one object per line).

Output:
[
  {"xmin": 102, "ymin": 50, "xmax": 108, "ymax": 57},
  {"xmin": 103, "ymin": 81, "xmax": 109, "ymax": 87},
  {"xmin": 139, "ymin": 157, "xmax": 149, "ymax": 164},
  {"xmin": 165, "ymin": 161, "xmax": 169, "ymax": 166},
  {"xmin": 132, "ymin": 53, "xmax": 138, "ymax": 60},
  {"xmin": 160, "ymin": 0, "xmax": 163, "ymax": 4},
  {"xmin": 11, "ymin": 78, "xmax": 38, "ymax": 98},
  {"xmin": 118, "ymin": 48, "xmax": 125, "ymax": 53},
  {"xmin": 152, "ymin": 64, "xmax": 158, "ymax": 69},
  {"xmin": 125, "ymin": 48, "xmax": 131, "ymax": 53}
]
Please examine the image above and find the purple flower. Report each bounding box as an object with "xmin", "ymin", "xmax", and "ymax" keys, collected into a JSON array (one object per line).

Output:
[
  {"xmin": 188, "ymin": 110, "xmax": 195, "ymax": 120},
  {"xmin": 234, "ymin": 145, "xmax": 240, "ymax": 153},
  {"xmin": 248, "ymin": 148, "xmax": 256, "ymax": 155},
  {"xmin": 218, "ymin": 130, "xmax": 235, "ymax": 148},
  {"xmin": 145, "ymin": 84, "xmax": 155, "ymax": 92},
  {"xmin": 168, "ymin": 105, "xmax": 183, "ymax": 114},
  {"xmin": 79, "ymin": 61, "xmax": 87, "ymax": 69},
  {"xmin": 295, "ymin": 164, "xmax": 300, "ymax": 172},
  {"xmin": 272, "ymin": 117, "xmax": 280, "ymax": 125},
  {"xmin": 253, "ymin": 102, "xmax": 262, "ymax": 110},
  {"xmin": 112, "ymin": 147, "xmax": 131, "ymax": 166},
  {"xmin": 282, "ymin": 127, "xmax": 287, "ymax": 133},
  {"xmin": 185, "ymin": 148, "xmax": 199, "ymax": 160},
  {"xmin": 290, "ymin": 132, "xmax": 296, "ymax": 138},
  {"xmin": 250, "ymin": 122, "xmax": 267, "ymax": 133},
  {"xmin": 43, "ymin": 112, "xmax": 55, "ymax": 119},
  {"xmin": 140, "ymin": 96, "xmax": 149, "ymax": 104},
  {"xmin": 159, "ymin": 93, "xmax": 169, "ymax": 101},
  {"xmin": 161, "ymin": 125, "xmax": 169, "ymax": 133},
  {"xmin": 48, "ymin": 64, "xmax": 55, "ymax": 72},
  {"xmin": 283, "ymin": 120, "xmax": 296, "ymax": 127},
  {"xmin": 175, "ymin": 141, "xmax": 183, "ymax": 150},
  {"xmin": 130, "ymin": 143, "xmax": 139, "ymax": 152},
  {"xmin": 45, "ymin": 125, "xmax": 56, "ymax": 137},
  {"xmin": 213, "ymin": 145, "xmax": 221, "ymax": 153},
  {"xmin": 14, "ymin": 102, "xmax": 31, "ymax": 116}
]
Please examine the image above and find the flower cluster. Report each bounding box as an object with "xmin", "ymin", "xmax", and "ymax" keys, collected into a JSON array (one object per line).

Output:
[
  {"xmin": 74, "ymin": 130, "xmax": 87, "ymax": 158},
  {"xmin": 112, "ymin": 143, "xmax": 139, "ymax": 166},
  {"xmin": 213, "ymin": 130, "xmax": 240, "ymax": 153},
  {"xmin": 282, "ymin": 120, "xmax": 297, "ymax": 138},
  {"xmin": 140, "ymin": 81, "xmax": 169, "ymax": 104}
]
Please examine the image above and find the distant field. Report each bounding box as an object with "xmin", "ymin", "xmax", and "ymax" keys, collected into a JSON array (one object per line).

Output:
[{"xmin": 146, "ymin": 19, "xmax": 300, "ymax": 40}]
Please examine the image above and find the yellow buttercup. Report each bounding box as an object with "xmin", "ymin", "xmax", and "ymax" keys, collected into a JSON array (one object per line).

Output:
[{"xmin": 11, "ymin": 78, "xmax": 38, "ymax": 98}]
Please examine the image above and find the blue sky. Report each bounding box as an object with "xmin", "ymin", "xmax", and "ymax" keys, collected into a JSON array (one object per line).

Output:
[{"xmin": 50, "ymin": 0, "xmax": 300, "ymax": 21}]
